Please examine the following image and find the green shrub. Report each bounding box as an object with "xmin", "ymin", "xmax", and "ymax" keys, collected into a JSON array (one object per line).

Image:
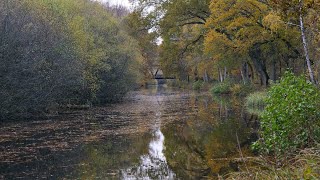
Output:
[
  {"xmin": 252, "ymin": 71, "xmax": 320, "ymax": 155},
  {"xmin": 211, "ymin": 81, "xmax": 232, "ymax": 94},
  {"xmin": 192, "ymin": 80, "xmax": 204, "ymax": 90}
]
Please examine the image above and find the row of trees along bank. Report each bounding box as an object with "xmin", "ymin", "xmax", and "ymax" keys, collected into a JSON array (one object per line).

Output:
[
  {"xmin": 0, "ymin": 0, "xmax": 144, "ymax": 120},
  {"xmin": 126, "ymin": 0, "xmax": 320, "ymax": 177},
  {"xmin": 129, "ymin": 0, "xmax": 320, "ymax": 86}
]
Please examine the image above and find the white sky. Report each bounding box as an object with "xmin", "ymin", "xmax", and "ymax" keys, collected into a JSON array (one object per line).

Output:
[{"xmin": 98, "ymin": 0, "xmax": 132, "ymax": 8}]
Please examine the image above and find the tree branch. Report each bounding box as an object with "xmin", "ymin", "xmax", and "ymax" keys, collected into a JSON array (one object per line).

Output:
[
  {"xmin": 178, "ymin": 21, "xmax": 205, "ymax": 26},
  {"xmin": 178, "ymin": 35, "xmax": 203, "ymax": 59}
]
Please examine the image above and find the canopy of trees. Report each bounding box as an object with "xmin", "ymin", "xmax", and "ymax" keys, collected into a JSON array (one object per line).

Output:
[
  {"xmin": 131, "ymin": 0, "xmax": 320, "ymax": 85},
  {"xmin": 0, "ymin": 0, "xmax": 141, "ymax": 119}
]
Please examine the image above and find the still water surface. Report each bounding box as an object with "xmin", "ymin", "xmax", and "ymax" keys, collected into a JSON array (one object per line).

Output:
[{"xmin": 0, "ymin": 85, "xmax": 257, "ymax": 179}]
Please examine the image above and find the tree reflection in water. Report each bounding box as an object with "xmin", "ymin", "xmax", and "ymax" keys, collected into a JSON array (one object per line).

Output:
[{"xmin": 0, "ymin": 85, "xmax": 258, "ymax": 179}]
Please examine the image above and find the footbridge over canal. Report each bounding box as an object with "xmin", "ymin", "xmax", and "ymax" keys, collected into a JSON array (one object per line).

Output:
[{"xmin": 152, "ymin": 69, "xmax": 175, "ymax": 85}]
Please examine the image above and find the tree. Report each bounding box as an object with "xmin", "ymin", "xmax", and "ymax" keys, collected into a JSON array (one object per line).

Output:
[
  {"xmin": 0, "ymin": 0, "xmax": 140, "ymax": 119},
  {"xmin": 124, "ymin": 11, "xmax": 159, "ymax": 81},
  {"xmin": 131, "ymin": 0, "xmax": 211, "ymax": 81},
  {"xmin": 269, "ymin": 0, "xmax": 320, "ymax": 84},
  {"xmin": 204, "ymin": 0, "xmax": 301, "ymax": 86}
]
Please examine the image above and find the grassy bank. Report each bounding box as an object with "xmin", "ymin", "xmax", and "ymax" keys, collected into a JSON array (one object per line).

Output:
[
  {"xmin": 166, "ymin": 79, "xmax": 255, "ymax": 96},
  {"xmin": 225, "ymin": 147, "xmax": 320, "ymax": 179},
  {"xmin": 210, "ymin": 79, "xmax": 255, "ymax": 97},
  {"xmin": 229, "ymin": 72, "xmax": 320, "ymax": 179}
]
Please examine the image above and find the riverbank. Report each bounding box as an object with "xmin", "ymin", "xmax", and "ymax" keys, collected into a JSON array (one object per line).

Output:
[
  {"xmin": 166, "ymin": 76, "xmax": 320, "ymax": 179},
  {"xmin": 225, "ymin": 147, "xmax": 320, "ymax": 179}
]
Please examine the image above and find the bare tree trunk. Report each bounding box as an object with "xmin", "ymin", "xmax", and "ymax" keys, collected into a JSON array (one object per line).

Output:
[
  {"xmin": 224, "ymin": 66, "xmax": 227, "ymax": 80},
  {"xmin": 299, "ymin": 0, "xmax": 316, "ymax": 84},
  {"xmin": 203, "ymin": 69, "xmax": 209, "ymax": 82},
  {"xmin": 241, "ymin": 62, "xmax": 250, "ymax": 84},
  {"xmin": 218, "ymin": 68, "xmax": 223, "ymax": 82},
  {"xmin": 240, "ymin": 68, "xmax": 244, "ymax": 83}
]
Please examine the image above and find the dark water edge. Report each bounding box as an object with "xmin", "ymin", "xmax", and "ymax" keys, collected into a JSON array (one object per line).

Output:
[{"xmin": 0, "ymin": 85, "xmax": 259, "ymax": 179}]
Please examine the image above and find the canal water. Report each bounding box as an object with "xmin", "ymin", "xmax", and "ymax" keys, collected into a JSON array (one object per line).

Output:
[{"xmin": 0, "ymin": 85, "xmax": 258, "ymax": 179}]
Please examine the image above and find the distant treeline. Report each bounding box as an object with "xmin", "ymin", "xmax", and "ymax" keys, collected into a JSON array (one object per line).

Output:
[{"xmin": 0, "ymin": 0, "xmax": 141, "ymax": 119}]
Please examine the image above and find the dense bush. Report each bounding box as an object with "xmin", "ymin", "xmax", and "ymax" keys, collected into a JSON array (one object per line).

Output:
[
  {"xmin": 252, "ymin": 72, "xmax": 320, "ymax": 155},
  {"xmin": 0, "ymin": 0, "xmax": 139, "ymax": 119}
]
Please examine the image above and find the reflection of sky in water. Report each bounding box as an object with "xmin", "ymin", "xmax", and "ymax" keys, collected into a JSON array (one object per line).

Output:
[
  {"xmin": 121, "ymin": 128, "xmax": 175, "ymax": 179},
  {"xmin": 121, "ymin": 87, "xmax": 176, "ymax": 180}
]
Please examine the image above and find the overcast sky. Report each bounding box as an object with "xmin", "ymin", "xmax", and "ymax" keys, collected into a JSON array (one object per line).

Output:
[{"xmin": 98, "ymin": 0, "xmax": 132, "ymax": 8}]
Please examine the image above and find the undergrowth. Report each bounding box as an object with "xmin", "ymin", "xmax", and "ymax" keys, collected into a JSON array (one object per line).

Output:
[{"xmin": 225, "ymin": 147, "xmax": 320, "ymax": 179}]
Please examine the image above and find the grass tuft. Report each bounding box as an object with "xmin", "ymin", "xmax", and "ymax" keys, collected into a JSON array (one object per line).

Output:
[
  {"xmin": 225, "ymin": 147, "xmax": 320, "ymax": 179},
  {"xmin": 245, "ymin": 91, "xmax": 267, "ymax": 108}
]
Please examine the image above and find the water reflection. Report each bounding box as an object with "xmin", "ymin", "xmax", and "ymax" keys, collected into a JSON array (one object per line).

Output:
[
  {"xmin": 163, "ymin": 94, "xmax": 257, "ymax": 178},
  {"xmin": 121, "ymin": 85, "xmax": 176, "ymax": 179},
  {"xmin": 0, "ymin": 85, "xmax": 257, "ymax": 179},
  {"xmin": 121, "ymin": 128, "xmax": 175, "ymax": 179}
]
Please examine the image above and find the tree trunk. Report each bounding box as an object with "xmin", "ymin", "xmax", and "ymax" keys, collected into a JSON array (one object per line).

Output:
[
  {"xmin": 194, "ymin": 67, "xmax": 199, "ymax": 81},
  {"xmin": 299, "ymin": 0, "xmax": 316, "ymax": 84},
  {"xmin": 271, "ymin": 58, "xmax": 276, "ymax": 82},
  {"xmin": 253, "ymin": 58, "xmax": 269, "ymax": 87},
  {"xmin": 249, "ymin": 44, "xmax": 270, "ymax": 87},
  {"xmin": 240, "ymin": 68, "xmax": 244, "ymax": 83},
  {"xmin": 203, "ymin": 69, "xmax": 209, "ymax": 82},
  {"xmin": 241, "ymin": 62, "xmax": 250, "ymax": 84},
  {"xmin": 218, "ymin": 68, "xmax": 223, "ymax": 82},
  {"xmin": 279, "ymin": 59, "xmax": 282, "ymax": 75},
  {"xmin": 248, "ymin": 62, "xmax": 254, "ymax": 81}
]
